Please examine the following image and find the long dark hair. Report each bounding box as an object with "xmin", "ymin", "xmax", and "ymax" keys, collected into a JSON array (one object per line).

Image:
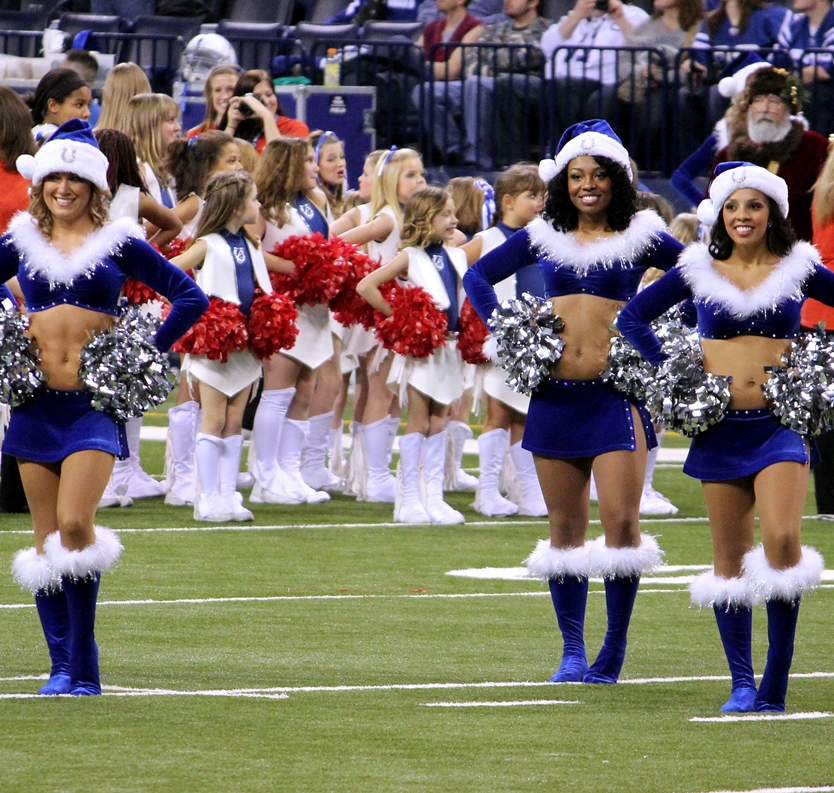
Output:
[
  {"xmin": 218, "ymin": 69, "xmax": 284, "ymax": 144},
  {"xmin": 27, "ymin": 68, "xmax": 87, "ymax": 125},
  {"xmin": 0, "ymin": 86, "xmax": 35, "ymax": 172},
  {"xmin": 94, "ymin": 128, "xmax": 148, "ymax": 194},
  {"xmin": 165, "ymin": 130, "xmax": 236, "ymax": 198},
  {"xmin": 543, "ymin": 156, "xmax": 637, "ymax": 233},
  {"xmin": 708, "ymin": 196, "xmax": 795, "ymax": 259}
]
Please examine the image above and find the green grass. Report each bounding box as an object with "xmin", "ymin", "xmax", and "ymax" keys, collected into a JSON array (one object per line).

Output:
[{"xmin": 0, "ymin": 436, "xmax": 832, "ymax": 793}]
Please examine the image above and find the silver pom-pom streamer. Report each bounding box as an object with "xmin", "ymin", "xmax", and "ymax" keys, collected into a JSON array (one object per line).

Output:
[
  {"xmin": 78, "ymin": 305, "xmax": 174, "ymax": 421},
  {"xmin": 0, "ymin": 304, "xmax": 45, "ymax": 406},
  {"xmin": 488, "ymin": 292, "xmax": 565, "ymax": 396},
  {"xmin": 644, "ymin": 326, "xmax": 732, "ymax": 437},
  {"xmin": 603, "ymin": 307, "xmax": 691, "ymax": 403},
  {"xmin": 762, "ymin": 325, "xmax": 834, "ymax": 436}
]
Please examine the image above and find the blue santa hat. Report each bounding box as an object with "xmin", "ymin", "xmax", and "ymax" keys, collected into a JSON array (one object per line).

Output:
[
  {"xmin": 16, "ymin": 118, "xmax": 109, "ymax": 192},
  {"xmin": 697, "ymin": 161, "xmax": 789, "ymax": 227},
  {"xmin": 539, "ymin": 119, "xmax": 633, "ymax": 184}
]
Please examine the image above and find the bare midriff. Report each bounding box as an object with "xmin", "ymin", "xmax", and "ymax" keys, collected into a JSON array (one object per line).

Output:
[
  {"xmin": 28, "ymin": 304, "xmax": 115, "ymax": 390},
  {"xmin": 701, "ymin": 335, "xmax": 792, "ymax": 410},
  {"xmin": 548, "ymin": 293, "xmax": 624, "ymax": 380}
]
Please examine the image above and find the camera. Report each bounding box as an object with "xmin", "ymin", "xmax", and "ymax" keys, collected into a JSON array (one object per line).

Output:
[
  {"xmin": 237, "ymin": 93, "xmax": 256, "ymax": 117},
  {"xmin": 594, "ymin": 0, "xmax": 610, "ymax": 11}
]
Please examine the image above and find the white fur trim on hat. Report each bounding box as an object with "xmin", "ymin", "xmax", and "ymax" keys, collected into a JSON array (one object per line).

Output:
[
  {"xmin": 717, "ymin": 61, "xmax": 771, "ymax": 101},
  {"xmin": 553, "ymin": 131, "xmax": 633, "ymax": 182},
  {"xmin": 742, "ymin": 544, "xmax": 824, "ymax": 603},
  {"xmin": 689, "ymin": 570, "xmax": 755, "ymax": 610},
  {"xmin": 16, "ymin": 135, "xmax": 109, "ymax": 191},
  {"xmin": 587, "ymin": 533, "xmax": 663, "ymax": 579},
  {"xmin": 525, "ymin": 539, "xmax": 592, "ymax": 580},
  {"xmin": 11, "ymin": 547, "xmax": 61, "ymax": 594},
  {"xmin": 698, "ymin": 164, "xmax": 789, "ymax": 227},
  {"xmin": 44, "ymin": 526, "xmax": 123, "ymax": 580}
]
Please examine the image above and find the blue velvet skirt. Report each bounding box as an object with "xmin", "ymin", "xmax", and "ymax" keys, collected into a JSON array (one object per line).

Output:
[
  {"xmin": 523, "ymin": 378, "xmax": 656, "ymax": 459},
  {"xmin": 684, "ymin": 407, "xmax": 816, "ymax": 482},
  {"xmin": 3, "ymin": 388, "xmax": 127, "ymax": 464}
]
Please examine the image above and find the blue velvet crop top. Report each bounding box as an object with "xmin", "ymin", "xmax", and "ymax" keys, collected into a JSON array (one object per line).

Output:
[
  {"xmin": 463, "ymin": 210, "xmax": 684, "ymax": 323},
  {"xmin": 617, "ymin": 241, "xmax": 834, "ymax": 366},
  {"xmin": 0, "ymin": 214, "xmax": 208, "ymax": 351}
]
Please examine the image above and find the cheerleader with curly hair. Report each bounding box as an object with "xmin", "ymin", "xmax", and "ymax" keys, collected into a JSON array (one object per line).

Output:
[
  {"xmin": 358, "ymin": 186, "xmax": 468, "ymax": 524},
  {"xmin": 464, "ymin": 121, "xmax": 684, "ymax": 684}
]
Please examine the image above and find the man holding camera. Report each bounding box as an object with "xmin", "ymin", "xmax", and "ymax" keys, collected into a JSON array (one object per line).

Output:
[{"xmin": 542, "ymin": 0, "xmax": 648, "ymax": 133}]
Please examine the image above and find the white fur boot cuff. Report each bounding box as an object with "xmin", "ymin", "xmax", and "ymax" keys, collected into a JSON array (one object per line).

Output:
[
  {"xmin": 689, "ymin": 571, "xmax": 756, "ymax": 610},
  {"xmin": 525, "ymin": 539, "xmax": 592, "ymax": 580},
  {"xmin": 588, "ymin": 533, "xmax": 663, "ymax": 579},
  {"xmin": 11, "ymin": 547, "xmax": 61, "ymax": 594},
  {"xmin": 742, "ymin": 545, "xmax": 824, "ymax": 603},
  {"xmin": 44, "ymin": 527, "xmax": 124, "ymax": 580}
]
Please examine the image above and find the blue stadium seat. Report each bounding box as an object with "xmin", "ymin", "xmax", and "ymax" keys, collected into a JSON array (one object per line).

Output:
[{"xmin": 216, "ymin": 20, "xmax": 285, "ymax": 71}]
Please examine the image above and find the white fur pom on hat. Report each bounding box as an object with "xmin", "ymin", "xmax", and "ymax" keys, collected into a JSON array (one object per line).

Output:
[
  {"xmin": 697, "ymin": 161, "xmax": 789, "ymax": 227},
  {"xmin": 717, "ymin": 60, "xmax": 770, "ymax": 102},
  {"xmin": 16, "ymin": 118, "xmax": 109, "ymax": 192}
]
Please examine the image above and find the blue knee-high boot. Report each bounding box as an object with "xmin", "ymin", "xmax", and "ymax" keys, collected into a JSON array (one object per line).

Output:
[
  {"xmin": 547, "ymin": 576, "xmax": 589, "ymax": 682},
  {"xmin": 34, "ymin": 590, "xmax": 73, "ymax": 695},
  {"xmin": 62, "ymin": 572, "xmax": 102, "ymax": 696},
  {"xmin": 44, "ymin": 527, "xmax": 123, "ymax": 697},
  {"xmin": 743, "ymin": 544, "xmax": 824, "ymax": 714},
  {"xmin": 525, "ymin": 539, "xmax": 593, "ymax": 683},
  {"xmin": 755, "ymin": 597, "xmax": 800, "ymax": 713},
  {"xmin": 584, "ymin": 534, "xmax": 663, "ymax": 685},
  {"xmin": 12, "ymin": 547, "xmax": 72, "ymax": 695},
  {"xmin": 690, "ymin": 571, "xmax": 757, "ymax": 712},
  {"xmin": 714, "ymin": 605, "xmax": 757, "ymax": 712}
]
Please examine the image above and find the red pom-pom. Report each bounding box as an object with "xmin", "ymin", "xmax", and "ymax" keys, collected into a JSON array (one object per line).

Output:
[
  {"xmin": 374, "ymin": 285, "xmax": 448, "ymax": 359},
  {"xmin": 271, "ymin": 233, "xmax": 349, "ymax": 306},
  {"xmin": 172, "ymin": 297, "xmax": 249, "ymax": 362},
  {"xmin": 327, "ymin": 239, "xmax": 379, "ymax": 328},
  {"xmin": 247, "ymin": 288, "xmax": 299, "ymax": 359},
  {"xmin": 457, "ymin": 299, "xmax": 490, "ymax": 365},
  {"xmin": 122, "ymin": 277, "xmax": 161, "ymax": 306},
  {"xmin": 164, "ymin": 236, "xmax": 190, "ymax": 260}
]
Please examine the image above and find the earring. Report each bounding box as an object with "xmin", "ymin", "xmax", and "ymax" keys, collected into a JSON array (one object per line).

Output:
[{"xmin": 767, "ymin": 223, "xmax": 773, "ymax": 229}]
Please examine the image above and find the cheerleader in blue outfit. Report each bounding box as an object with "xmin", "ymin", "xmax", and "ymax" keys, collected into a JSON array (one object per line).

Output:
[
  {"xmin": 617, "ymin": 162, "xmax": 828, "ymax": 712},
  {"xmin": 2, "ymin": 120, "xmax": 207, "ymax": 695},
  {"xmin": 463, "ymin": 120, "xmax": 684, "ymax": 684}
]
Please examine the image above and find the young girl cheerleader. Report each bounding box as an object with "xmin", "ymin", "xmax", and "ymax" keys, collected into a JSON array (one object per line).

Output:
[
  {"xmin": 28, "ymin": 68, "xmax": 92, "ymax": 145},
  {"xmin": 162, "ymin": 131, "xmax": 245, "ymax": 508},
  {"xmin": 357, "ymin": 186, "xmax": 468, "ymax": 524},
  {"xmin": 94, "ymin": 128, "xmax": 184, "ymax": 505},
  {"xmin": 461, "ymin": 164, "xmax": 548, "ymax": 517},
  {"xmin": 95, "ymin": 62, "xmax": 151, "ymax": 132},
  {"xmin": 126, "ymin": 93, "xmax": 181, "ymax": 209},
  {"xmin": 171, "ymin": 170, "xmax": 272, "ymax": 522},
  {"xmin": 186, "ymin": 65, "xmax": 241, "ymax": 138},
  {"xmin": 310, "ymin": 131, "xmax": 346, "ymax": 221},
  {"xmin": 248, "ymin": 137, "xmax": 333, "ymax": 505},
  {"xmin": 333, "ymin": 148, "xmax": 426, "ymax": 503}
]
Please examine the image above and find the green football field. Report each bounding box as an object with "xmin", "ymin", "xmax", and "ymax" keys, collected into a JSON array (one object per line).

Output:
[{"xmin": 1, "ymin": 430, "xmax": 833, "ymax": 793}]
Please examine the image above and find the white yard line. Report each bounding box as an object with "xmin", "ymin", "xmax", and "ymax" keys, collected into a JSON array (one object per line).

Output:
[
  {"xmin": 690, "ymin": 712, "xmax": 832, "ymax": 724},
  {"xmin": 423, "ymin": 699, "xmax": 581, "ymax": 707}
]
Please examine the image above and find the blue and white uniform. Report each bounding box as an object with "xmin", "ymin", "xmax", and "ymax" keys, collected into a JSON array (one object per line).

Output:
[
  {"xmin": 617, "ymin": 240, "xmax": 834, "ymax": 480},
  {"xmin": 0, "ymin": 213, "xmax": 207, "ymax": 463},
  {"xmin": 464, "ymin": 209, "xmax": 684, "ymax": 458}
]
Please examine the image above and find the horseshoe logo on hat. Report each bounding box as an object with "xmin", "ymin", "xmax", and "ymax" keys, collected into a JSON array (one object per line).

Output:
[
  {"xmin": 731, "ymin": 169, "xmax": 746, "ymax": 184},
  {"xmin": 581, "ymin": 136, "xmax": 595, "ymax": 150},
  {"xmin": 61, "ymin": 147, "xmax": 76, "ymax": 164}
]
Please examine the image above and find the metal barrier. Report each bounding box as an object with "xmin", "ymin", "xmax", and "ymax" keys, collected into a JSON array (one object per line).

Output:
[{"xmin": 0, "ymin": 29, "xmax": 42, "ymax": 58}]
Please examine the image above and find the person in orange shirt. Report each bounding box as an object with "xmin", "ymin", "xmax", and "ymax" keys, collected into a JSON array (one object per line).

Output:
[
  {"xmin": 804, "ymin": 136, "xmax": 834, "ymax": 516},
  {"xmin": 0, "ymin": 87, "xmax": 35, "ymax": 235},
  {"xmin": 185, "ymin": 64, "xmax": 241, "ymax": 139},
  {"xmin": 218, "ymin": 69, "xmax": 309, "ymax": 155}
]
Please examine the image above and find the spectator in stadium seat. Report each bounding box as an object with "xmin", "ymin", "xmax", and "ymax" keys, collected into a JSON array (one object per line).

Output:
[
  {"xmin": 776, "ymin": 0, "xmax": 834, "ymax": 132},
  {"xmin": 542, "ymin": 0, "xmax": 649, "ymax": 133},
  {"xmin": 60, "ymin": 50, "xmax": 102, "ymax": 128},
  {"xmin": 432, "ymin": 0, "xmax": 550, "ymax": 168},
  {"xmin": 418, "ymin": 0, "xmax": 507, "ymax": 24},
  {"xmin": 709, "ymin": 65, "xmax": 827, "ymax": 242},
  {"xmin": 91, "ymin": 0, "xmax": 154, "ymax": 21},
  {"xmin": 329, "ymin": 0, "xmax": 420, "ymax": 23}
]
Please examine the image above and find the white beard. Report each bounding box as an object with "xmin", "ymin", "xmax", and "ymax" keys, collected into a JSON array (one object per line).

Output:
[{"xmin": 747, "ymin": 110, "xmax": 793, "ymax": 143}]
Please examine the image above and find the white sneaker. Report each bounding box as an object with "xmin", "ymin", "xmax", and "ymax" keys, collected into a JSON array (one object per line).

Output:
[
  {"xmin": 194, "ymin": 493, "xmax": 233, "ymax": 522},
  {"xmin": 300, "ymin": 464, "xmax": 342, "ymax": 491},
  {"xmin": 236, "ymin": 472, "xmax": 254, "ymax": 488},
  {"xmin": 249, "ymin": 479, "xmax": 303, "ymax": 505},
  {"xmin": 287, "ymin": 472, "xmax": 330, "ymax": 503},
  {"xmin": 640, "ymin": 488, "xmax": 679, "ymax": 516},
  {"xmin": 426, "ymin": 498, "xmax": 465, "ymax": 524},
  {"xmin": 395, "ymin": 499, "xmax": 431, "ymax": 524},
  {"xmin": 98, "ymin": 484, "xmax": 133, "ymax": 509},
  {"xmin": 165, "ymin": 482, "xmax": 195, "ymax": 506},
  {"xmin": 114, "ymin": 466, "xmax": 167, "ymax": 499},
  {"xmin": 226, "ymin": 491, "xmax": 254, "ymax": 522},
  {"xmin": 450, "ymin": 469, "xmax": 479, "ymax": 491}
]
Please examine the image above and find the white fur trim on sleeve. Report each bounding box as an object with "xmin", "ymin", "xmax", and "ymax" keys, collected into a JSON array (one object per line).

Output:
[
  {"xmin": 742, "ymin": 544, "xmax": 824, "ymax": 603},
  {"xmin": 587, "ymin": 533, "xmax": 663, "ymax": 579},
  {"xmin": 679, "ymin": 241, "xmax": 819, "ymax": 319},
  {"xmin": 11, "ymin": 546, "xmax": 61, "ymax": 594},
  {"xmin": 44, "ymin": 526, "xmax": 123, "ymax": 580},
  {"xmin": 525, "ymin": 539, "xmax": 592, "ymax": 580},
  {"xmin": 527, "ymin": 210, "xmax": 667, "ymax": 273},
  {"xmin": 689, "ymin": 570, "xmax": 756, "ymax": 610}
]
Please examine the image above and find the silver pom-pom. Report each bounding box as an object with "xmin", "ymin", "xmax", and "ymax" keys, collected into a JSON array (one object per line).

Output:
[
  {"xmin": 489, "ymin": 292, "xmax": 565, "ymax": 395},
  {"xmin": 79, "ymin": 305, "xmax": 174, "ymax": 421},
  {"xmin": 645, "ymin": 326, "xmax": 732, "ymax": 437},
  {"xmin": 0, "ymin": 303, "xmax": 45, "ymax": 406},
  {"xmin": 762, "ymin": 325, "xmax": 834, "ymax": 436}
]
